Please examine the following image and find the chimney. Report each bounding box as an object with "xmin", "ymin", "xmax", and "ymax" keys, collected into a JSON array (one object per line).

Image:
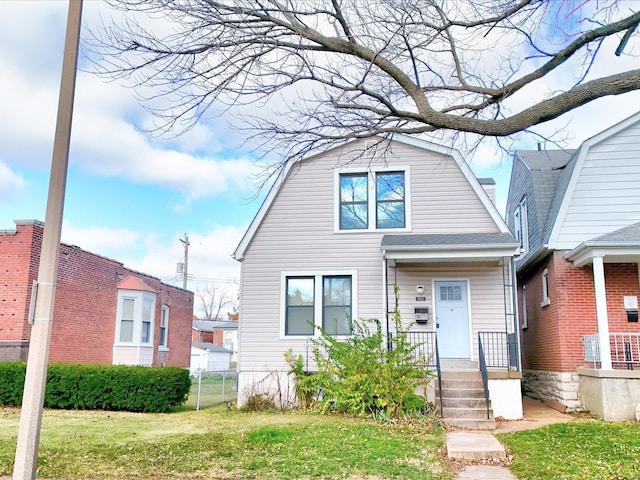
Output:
[{"xmin": 478, "ymin": 178, "xmax": 496, "ymax": 204}]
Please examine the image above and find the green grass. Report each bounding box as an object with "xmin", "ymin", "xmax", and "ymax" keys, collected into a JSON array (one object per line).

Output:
[
  {"xmin": 0, "ymin": 405, "xmax": 448, "ymax": 479},
  {"xmin": 498, "ymin": 419, "xmax": 640, "ymax": 480},
  {"xmin": 183, "ymin": 373, "xmax": 237, "ymax": 410}
]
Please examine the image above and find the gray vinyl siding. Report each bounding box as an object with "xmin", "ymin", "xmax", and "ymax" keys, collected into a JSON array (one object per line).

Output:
[
  {"xmin": 554, "ymin": 122, "xmax": 640, "ymax": 249},
  {"xmin": 238, "ymin": 140, "xmax": 503, "ymax": 371}
]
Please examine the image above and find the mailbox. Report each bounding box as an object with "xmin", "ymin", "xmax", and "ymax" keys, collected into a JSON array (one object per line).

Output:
[{"xmin": 415, "ymin": 307, "xmax": 430, "ymax": 324}]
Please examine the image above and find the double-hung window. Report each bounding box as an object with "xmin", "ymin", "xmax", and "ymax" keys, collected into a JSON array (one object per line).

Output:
[
  {"xmin": 159, "ymin": 305, "xmax": 169, "ymax": 349},
  {"xmin": 376, "ymin": 172, "xmax": 405, "ymax": 228},
  {"xmin": 284, "ymin": 273, "xmax": 354, "ymax": 336},
  {"xmin": 514, "ymin": 197, "xmax": 529, "ymax": 255},
  {"xmin": 119, "ymin": 298, "xmax": 135, "ymax": 342},
  {"xmin": 337, "ymin": 168, "xmax": 408, "ymax": 231},
  {"xmin": 339, "ymin": 174, "xmax": 368, "ymax": 230},
  {"xmin": 115, "ymin": 290, "xmax": 156, "ymax": 345}
]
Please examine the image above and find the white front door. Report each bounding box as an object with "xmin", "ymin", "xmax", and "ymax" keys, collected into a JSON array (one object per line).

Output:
[{"xmin": 435, "ymin": 280, "xmax": 470, "ymax": 359}]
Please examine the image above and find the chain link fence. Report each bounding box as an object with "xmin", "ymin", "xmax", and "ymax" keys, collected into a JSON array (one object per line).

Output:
[{"xmin": 185, "ymin": 370, "xmax": 238, "ymax": 410}]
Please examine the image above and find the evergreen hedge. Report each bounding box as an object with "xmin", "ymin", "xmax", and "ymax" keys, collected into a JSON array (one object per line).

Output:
[{"xmin": 0, "ymin": 362, "xmax": 190, "ymax": 413}]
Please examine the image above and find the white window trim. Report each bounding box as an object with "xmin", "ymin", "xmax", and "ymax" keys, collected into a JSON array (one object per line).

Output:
[
  {"xmin": 334, "ymin": 166, "xmax": 412, "ymax": 233},
  {"xmin": 514, "ymin": 197, "xmax": 529, "ymax": 255},
  {"xmin": 280, "ymin": 270, "xmax": 358, "ymax": 339},
  {"xmin": 541, "ymin": 268, "xmax": 550, "ymax": 307},
  {"xmin": 521, "ymin": 284, "xmax": 528, "ymax": 330},
  {"xmin": 159, "ymin": 305, "xmax": 170, "ymax": 351},
  {"xmin": 114, "ymin": 289, "xmax": 157, "ymax": 346}
]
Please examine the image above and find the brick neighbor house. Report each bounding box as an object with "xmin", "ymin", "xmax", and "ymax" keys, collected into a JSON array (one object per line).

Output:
[
  {"xmin": 0, "ymin": 220, "xmax": 193, "ymax": 367},
  {"xmin": 506, "ymin": 112, "xmax": 640, "ymax": 420}
]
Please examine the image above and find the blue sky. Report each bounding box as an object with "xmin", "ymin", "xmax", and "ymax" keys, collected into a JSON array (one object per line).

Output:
[{"xmin": 2, "ymin": 1, "xmax": 640, "ymax": 316}]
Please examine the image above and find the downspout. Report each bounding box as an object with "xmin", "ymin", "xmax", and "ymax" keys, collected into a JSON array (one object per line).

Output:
[
  {"xmin": 510, "ymin": 257, "xmax": 522, "ymax": 371},
  {"xmin": 382, "ymin": 252, "xmax": 390, "ymax": 350}
]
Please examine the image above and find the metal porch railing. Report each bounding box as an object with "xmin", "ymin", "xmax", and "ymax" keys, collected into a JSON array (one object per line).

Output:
[
  {"xmin": 402, "ymin": 331, "xmax": 518, "ymax": 370},
  {"xmin": 477, "ymin": 334, "xmax": 491, "ymax": 419},
  {"xmin": 583, "ymin": 333, "xmax": 640, "ymax": 369}
]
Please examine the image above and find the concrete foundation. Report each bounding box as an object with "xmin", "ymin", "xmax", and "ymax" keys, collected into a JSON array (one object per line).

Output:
[
  {"xmin": 578, "ymin": 367, "xmax": 640, "ymax": 421},
  {"xmin": 0, "ymin": 341, "xmax": 29, "ymax": 361}
]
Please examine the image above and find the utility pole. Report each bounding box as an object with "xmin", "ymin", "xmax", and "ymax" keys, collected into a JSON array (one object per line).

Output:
[
  {"xmin": 180, "ymin": 234, "xmax": 190, "ymax": 290},
  {"xmin": 13, "ymin": 2, "xmax": 83, "ymax": 479}
]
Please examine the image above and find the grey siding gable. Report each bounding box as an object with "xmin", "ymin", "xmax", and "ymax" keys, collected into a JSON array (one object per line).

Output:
[{"xmin": 506, "ymin": 153, "xmax": 539, "ymax": 266}]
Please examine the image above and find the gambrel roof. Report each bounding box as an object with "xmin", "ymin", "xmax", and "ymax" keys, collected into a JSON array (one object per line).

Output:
[
  {"xmin": 233, "ymin": 135, "xmax": 512, "ymax": 261},
  {"xmin": 508, "ymin": 110, "xmax": 640, "ymax": 270}
]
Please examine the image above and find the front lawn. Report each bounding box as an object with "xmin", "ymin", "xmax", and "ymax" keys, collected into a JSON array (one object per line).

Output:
[
  {"xmin": 498, "ymin": 419, "xmax": 640, "ymax": 480},
  {"xmin": 0, "ymin": 405, "xmax": 448, "ymax": 479}
]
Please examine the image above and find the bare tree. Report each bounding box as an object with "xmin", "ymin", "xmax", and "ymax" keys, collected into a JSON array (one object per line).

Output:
[
  {"xmin": 196, "ymin": 284, "xmax": 234, "ymax": 320},
  {"xmin": 89, "ymin": 0, "xmax": 640, "ymax": 161}
]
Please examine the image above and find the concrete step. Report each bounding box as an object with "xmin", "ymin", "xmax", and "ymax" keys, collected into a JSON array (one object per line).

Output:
[
  {"xmin": 442, "ymin": 406, "xmax": 493, "ymax": 420},
  {"xmin": 440, "ymin": 388, "xmax": 486, "ymax": 398},
  {"xmin": 440, "ymin": 397, "xmax": 490, "ymax": 409},
  {"xmin": 440, "ymin": 380, "xmax": 485, "ymax": 390},
  {"xmin": 445, "ymin": 418, "xmax": 497, "ymax": 431},
  {"xmin": 440, "ymin": 360, "xmax": 478, "ymax": 369},
  {"xmin": 446, "ymin": 431, "xmax": 505, "ymax": 459}
]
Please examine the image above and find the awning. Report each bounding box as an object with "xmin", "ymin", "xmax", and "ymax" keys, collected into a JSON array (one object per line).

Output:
[
  {"xmin": 564, "ymin": 222, "xmax": 640, "ymax": 267},
  {"xmin": 381, "ymin": 233, "xmax": 519, "ymax": 265}
]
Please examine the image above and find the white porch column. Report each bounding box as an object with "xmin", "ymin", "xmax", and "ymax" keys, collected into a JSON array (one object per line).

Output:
[{"xmin": 592, "ymin": 255, "xmax": 612, "ymax": 370}]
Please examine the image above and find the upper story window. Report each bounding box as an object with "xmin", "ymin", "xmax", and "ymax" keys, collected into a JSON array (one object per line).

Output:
[
  {"xmin": 514, "ymin": 197, "xmax": 529, "ymax": 255},
  {"xmin": 337, "ymin": 168, "xmax": 409, "ymax": 232},
  {"xmin": 376, "ymin": 172, "xmax": 405, "ymax": 228},
  {"xmin": 115, "ymin": 290, "xmax": 156, "ymax": 346},
  {"xmin": 283, "ymin": 272, "xmax": 355, "ymax": 337},
  {"xmin": 340, "ymin": 174, "xmax": 368, "ymax": 229}
]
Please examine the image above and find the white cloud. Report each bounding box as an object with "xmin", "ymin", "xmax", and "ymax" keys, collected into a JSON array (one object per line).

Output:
[
  {"xmin": 0, "ymin": 162, "xmax": 26, "ymax": 203},
  {"xmin": 61, "ymin": 221, "xmax": 141, "ymax": 256}
]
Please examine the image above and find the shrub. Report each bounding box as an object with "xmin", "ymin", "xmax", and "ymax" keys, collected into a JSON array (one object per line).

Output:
[
  {"xmin": 0, "ymin": 362, "xmax": 190, "ymax": 413},
  {"xmin": 286, "ymin": 298, "xmax": 433, "ymax": 419},
  {"xmin": 0, "ymin": 361, "xmax": 26, "ymax": 406}
]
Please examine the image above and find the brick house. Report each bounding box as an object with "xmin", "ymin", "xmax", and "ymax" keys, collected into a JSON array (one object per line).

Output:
[
  {"xmin": 506, "ymin": 112, "xmax": 640, "ymax": 420},
  {"xmin": 0, "ymin": 220, "xmax": 193, "ymax": 367}
]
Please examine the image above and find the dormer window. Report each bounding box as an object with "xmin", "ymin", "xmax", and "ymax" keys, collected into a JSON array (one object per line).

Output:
[
  {"xmin": 514, "ymin": 197, "xmax": 529, "ymax": 255},
  {"xmin": 336, "ymin": 168, "xmax": 409, "ymax": 232}
]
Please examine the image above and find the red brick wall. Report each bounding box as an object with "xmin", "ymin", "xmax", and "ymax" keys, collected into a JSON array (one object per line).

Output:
[
  {"xmin": 192, "ymin": 329, "xmax": 213, "ymax": 343},
  {"xmin": 0, "ymin": 221, "xmax": 42, "ymax": 347},
  {"xmin": 0, "ymin": 221, "xmax": 194, "ymax": 367},
  {"xmin": 520, "ymin": 250, "xmax": 640, "ymax": 372}
]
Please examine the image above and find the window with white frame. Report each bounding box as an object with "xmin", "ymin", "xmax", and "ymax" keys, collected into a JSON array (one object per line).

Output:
[
  {"xmin": 520, "ymin": 284, "xmax": 528, "ymax": 329},
  {"xmin": 284, "ymin": 274, "xmax": 354, "ymax": 336},
  {"xmin": 513, "ymin": 197, "xmax": 529, "ymax": 255},
  {"xmin": 115, "ymin": 290, "xmax": 157, "ymax": 345},
  {"xmin": 337, "ymin": 168, "xmax": 408, "ymax": 231},
  {"xmin": 159, "ymin": 305, "xmax": 169, "ymax": 349},
  {"xmin": 541, "ymin": 268, "xmax": 550, "ymax": 307}
]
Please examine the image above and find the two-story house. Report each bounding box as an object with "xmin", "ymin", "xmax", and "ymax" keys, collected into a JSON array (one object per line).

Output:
[
  {"xmin": 506, "ymin": 112, "xmax": 640, "ymax": 420},
  {"xmin": 233, "ymin": 136, "xmax": 523, "ymax": 424}
]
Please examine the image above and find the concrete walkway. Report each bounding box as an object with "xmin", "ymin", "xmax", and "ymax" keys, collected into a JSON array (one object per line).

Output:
[{"xmin": 447, "ymin": 396, "xmax": 573, "ymax": 479}]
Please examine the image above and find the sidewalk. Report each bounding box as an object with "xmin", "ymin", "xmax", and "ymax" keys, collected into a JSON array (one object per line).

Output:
[{"xmin": 448, "ymin": 396, "xmax": 573, "ymax": 480}]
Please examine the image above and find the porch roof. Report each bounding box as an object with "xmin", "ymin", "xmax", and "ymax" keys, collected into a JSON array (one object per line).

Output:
[
  {"xmin": 381, "ymin": 233, "xmax": 519, "ymax": 264},
  {"xmin": 564, "ymin": 222, "xmax": 640, "ymax": 267}
]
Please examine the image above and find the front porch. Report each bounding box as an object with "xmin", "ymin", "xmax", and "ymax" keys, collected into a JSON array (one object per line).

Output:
[
  {"xmin": 394, "ymin": 330, "xmax": 523, "ymax": 423},
  {"xmin": 580, "ymin": 332, "xmax": 640, "ymax": 420}
]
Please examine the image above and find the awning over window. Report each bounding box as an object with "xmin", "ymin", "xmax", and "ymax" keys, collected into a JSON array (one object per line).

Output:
[{"xmin": 381, "ymin": 233, "xmax": 519, "ymax": 265}]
